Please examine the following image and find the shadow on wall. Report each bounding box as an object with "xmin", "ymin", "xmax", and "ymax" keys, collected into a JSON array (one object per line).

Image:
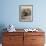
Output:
[{"xmin": 0, "ymin": 24, "xmax": 7, "ymax": 43}]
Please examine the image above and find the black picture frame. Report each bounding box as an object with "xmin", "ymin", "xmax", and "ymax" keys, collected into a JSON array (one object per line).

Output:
[{"xmin": 19, "ymin": 5, "xmax": 33, "ymax": 22}]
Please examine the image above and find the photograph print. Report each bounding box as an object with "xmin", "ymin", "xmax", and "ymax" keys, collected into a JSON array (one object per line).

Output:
[{"xmin": 19, "ymin": 5, "xmax": 33, "ymax": 22}]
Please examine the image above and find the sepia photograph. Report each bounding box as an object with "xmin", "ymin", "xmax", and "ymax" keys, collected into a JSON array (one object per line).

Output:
[{"xmin": 19, "ymin": 5, "xmax": 33, "ymax": 22}]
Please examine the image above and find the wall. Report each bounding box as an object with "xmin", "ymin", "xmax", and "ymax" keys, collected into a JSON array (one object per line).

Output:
[{"xmin": 0, "ymin": 0, "xmax": 46, "ymax": 31}]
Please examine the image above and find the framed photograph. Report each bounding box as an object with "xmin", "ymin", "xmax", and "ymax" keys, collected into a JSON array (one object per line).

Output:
[{"xmin": 19, "ymin": 5, "xmax": 33, "ymax": 22}]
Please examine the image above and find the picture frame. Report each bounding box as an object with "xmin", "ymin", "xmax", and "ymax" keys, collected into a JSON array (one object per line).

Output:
[{"xmin": 19, "ymin": 5, "xmax": 33, "ymax": 22}]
